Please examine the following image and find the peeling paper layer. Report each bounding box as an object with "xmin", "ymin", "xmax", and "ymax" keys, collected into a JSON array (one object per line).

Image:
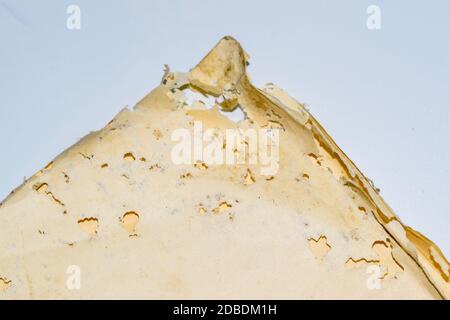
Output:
[{"xmin": 0, "ymin": 36, "xmax": 448, "ymax": 299}]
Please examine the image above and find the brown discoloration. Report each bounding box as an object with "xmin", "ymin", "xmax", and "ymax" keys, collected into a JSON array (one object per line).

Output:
[
  {"xmin": 121, "ymin": 212, "xmax": 140, "ymax": 235},
  {"xmin": 0, "ymin": 277, "xmax": 11, "ymax": 292},
  {"xmin": 78, "ymin": 217, "xmax": 99, "ymax": 236},
  {"xmin": 308, "ymin": 235, "xmax": 331, "ymax": 262}
]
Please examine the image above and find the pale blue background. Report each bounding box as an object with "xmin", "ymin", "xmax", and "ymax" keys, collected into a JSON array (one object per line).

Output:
[{"xmin": 0, "ymin": 1, "xmax": 449, "ymax": 257}]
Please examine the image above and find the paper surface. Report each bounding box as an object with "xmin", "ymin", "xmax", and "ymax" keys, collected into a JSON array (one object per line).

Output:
[{"xmin": 0, "ymin": 37, "xmax": 448, "ymax": 299}]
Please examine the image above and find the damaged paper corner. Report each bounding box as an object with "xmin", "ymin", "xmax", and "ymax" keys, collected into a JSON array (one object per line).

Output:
[{"xmin": 0, "ymin": 36, "xmax": 448, "ymax": 300}]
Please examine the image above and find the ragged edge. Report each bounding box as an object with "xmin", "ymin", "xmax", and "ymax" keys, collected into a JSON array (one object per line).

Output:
[
  {"xmin": 303, "ymin": 111, "xmax": 449, "ymax": 299},
  {"xmin": 187, "ymin": 36, "xmax": 450, "ymax": 299},
  {"xmin": 1, "ymin": 35, "xmax": 448, "ymax": 299}
]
